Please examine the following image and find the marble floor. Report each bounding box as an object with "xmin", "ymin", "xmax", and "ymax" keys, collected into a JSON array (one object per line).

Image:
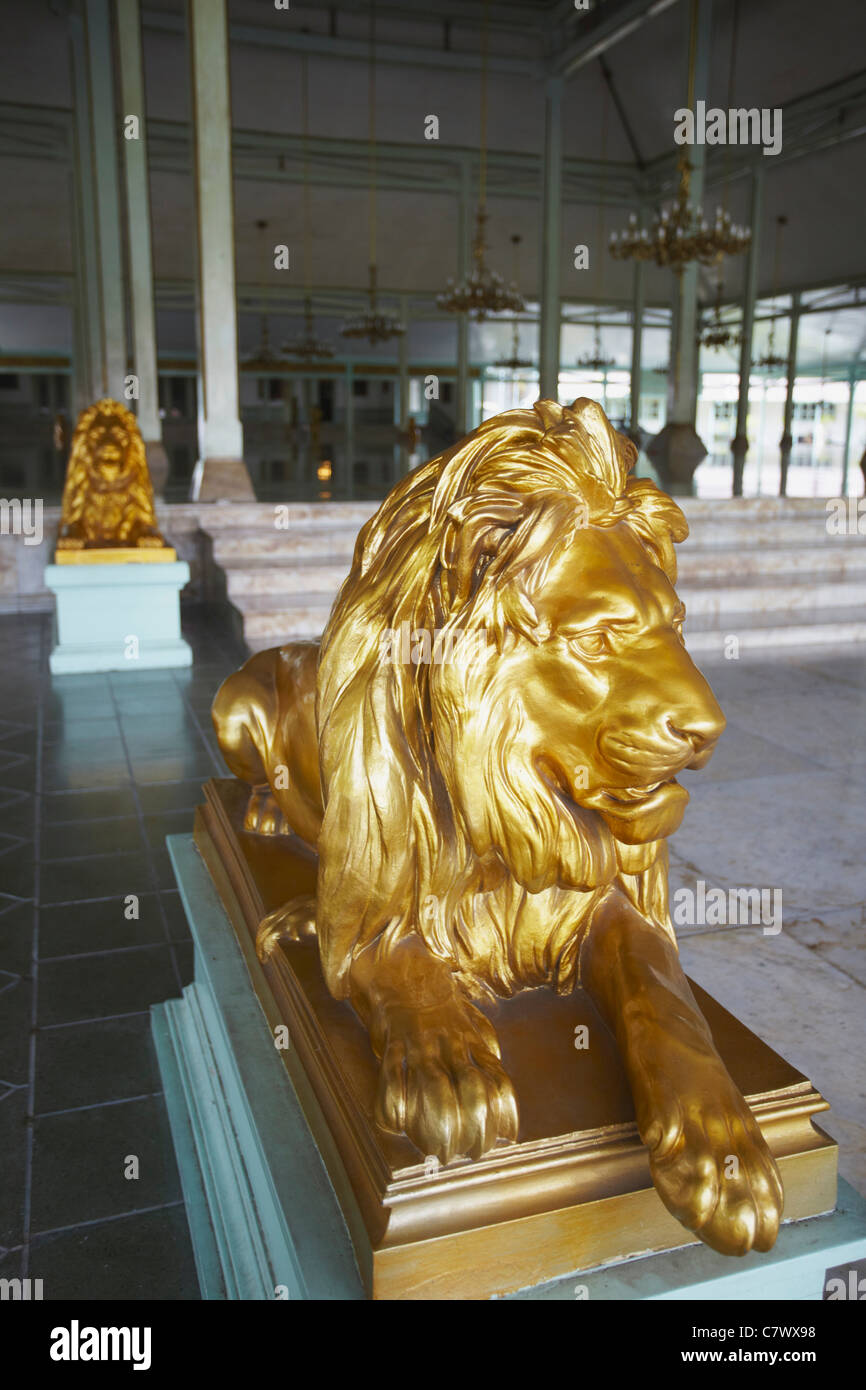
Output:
[
  {"xmin": 674, "ymin": 644, "xmax": 866, "ymax": 1197},
  {"xmin": 0, "ymin": 609, "xmax": 863, "ymax": 1298}
]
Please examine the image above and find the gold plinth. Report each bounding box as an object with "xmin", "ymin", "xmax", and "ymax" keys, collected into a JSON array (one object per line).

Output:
[
  {"xmin": 54, "ymin": 546, "xmax": 177, "ymax": 564},
  {"xmin": 194, "ymin": 778, "xmax": 838, "ymax": 1301}
]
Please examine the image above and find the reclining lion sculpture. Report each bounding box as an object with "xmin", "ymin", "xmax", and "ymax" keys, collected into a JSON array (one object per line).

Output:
[{"xmin": 213, "ymin": 398, "xmax": 783, "ymax": 1257}]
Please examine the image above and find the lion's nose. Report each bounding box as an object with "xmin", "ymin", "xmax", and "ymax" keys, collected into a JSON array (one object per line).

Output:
[{"xmin": 666, "ymin": 699, "xmax": 725, "ymax": 759}]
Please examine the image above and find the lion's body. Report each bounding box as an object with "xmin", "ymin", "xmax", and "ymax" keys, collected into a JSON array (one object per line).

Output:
[
  {"xmin": 57, "ymin": 398, "xmax": 165, "ymax": 550},
  {"xmin": 213, "ymin": 399, "xmax": 784, "ymax": 1256}
]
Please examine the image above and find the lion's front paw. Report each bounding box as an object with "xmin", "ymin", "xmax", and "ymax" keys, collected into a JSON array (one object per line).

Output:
[
  {"xmin": 244, "ymin": 787, "xmax": 290, "ymax": 836},
  {"xmin": 640, "ymin": 1056, "xmax": 784, "ymax": 1256},
  {"xmin": 255, "ymin": 895, "xmax": 317, "ymax": 961},
  {"xmin": 375, "ymin": 998, "xmax": 519, "ymax": 1165}
]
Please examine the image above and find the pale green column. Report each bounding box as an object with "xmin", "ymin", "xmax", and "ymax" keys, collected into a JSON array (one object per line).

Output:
[
  {"xmin": 731, "ymin": 167, "xmax": 764, "ymax": 496},
  {"xmin": 841, "ymin": 369, "xmax": 857, "ymax": 496},
  {"xmin": 779, "ymin": 291, "xmax": 800, "ymax": 497},
  {"xmin": 68, "ymin": 10, "xmax": 101, "ymax": 411},
  {"xmin": 396, "ymin": 295, "xmax": 409, "ymax": 429},
  {"xmin": 539, "ymin": 77, "xmax": 563, "ymax": 402},
  {"xmin": 84, "ymin": 0, "xmax": 127, "ymax": 400},
  {"xmin": 455, "ymin": 160, "xmax": 470, "ymax": 436},
  {"xmin": 187, "ymin": 0, "xmax": 253, "ymax": 501},
  {"xmin": 629, "ymin": 253, "xmax": 645, "ymax": 434},
  {"xmin": 116, "ymin": 0, "xmax": 168, "ymax": 494},
  {"xmin": 344, "ymin": 362, "xmax": 355, "ymax": 498}
]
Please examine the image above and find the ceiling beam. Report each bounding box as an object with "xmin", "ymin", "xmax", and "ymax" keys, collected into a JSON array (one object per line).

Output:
[
  {"xmin": 141, "ymin": 7, "xmax": 545, "ymax": 79},
  {"xmin": 551, "ymin": 0, "xmax": 679, "ymax": 78}
]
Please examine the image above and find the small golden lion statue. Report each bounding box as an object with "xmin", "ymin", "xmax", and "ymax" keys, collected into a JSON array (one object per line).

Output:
[
  {"xmin": 213, "ymin": 398, "xmax": 783, "ymax": 1257},
  {"xmin": 56, "ymin": 398, "xmax": 167, "ymax": 552}
]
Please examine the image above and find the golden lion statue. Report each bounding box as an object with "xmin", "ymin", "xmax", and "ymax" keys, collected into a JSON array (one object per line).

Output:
[
  {"xmin": 57, "ymin": 398, "xmax": 167, "ymax": 552},
  {"xmin": 213, "ymin": 398, "xmax": 783, "ymax": 1257}
]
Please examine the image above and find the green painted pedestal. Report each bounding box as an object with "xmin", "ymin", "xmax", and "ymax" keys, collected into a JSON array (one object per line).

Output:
[
  {"xmin": 154, "ymin": 834, "xmax": 866, "ymax": 1301},
  {"xmin": 45, "ymin": 561, "xmax": 193, "ymax": 672}
]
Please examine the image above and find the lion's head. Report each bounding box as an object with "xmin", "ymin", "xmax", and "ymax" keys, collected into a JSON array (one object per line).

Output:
[
  {"xmin": 315, "ymin": 398, "xmax": 724, "ymax": 996},
  {"xmin": 57, "ymin": 398, "xmax": 163, "ymax": 548}
]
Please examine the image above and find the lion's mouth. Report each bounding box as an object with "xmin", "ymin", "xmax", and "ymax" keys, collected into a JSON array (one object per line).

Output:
[{"xmin": 601, "ymin": 778, "xmax": 672, "ymax": 805}]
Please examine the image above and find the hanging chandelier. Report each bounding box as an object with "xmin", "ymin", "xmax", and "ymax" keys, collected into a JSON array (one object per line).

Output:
[
  {"xmin": 577, "ymin": 91, "xmax": 618, "ymax": 374},
  {"xmin": 340, "ymin": 0, "xmax": 404, "ymax": 345},
  {"xmin": 436, "ymin": 0, "xmax": 524, "ymax": 323},
  {"xmin": 243, "ymin": 220, "xmax": 290, "ymax": 371},
  {"xmin": 756, "ymin": 216, "xmax": 789, "ymax": 374},
  {"xmin": 610, "ymin": 156, "xmax": 751, "ymax": 275},
  {"xmin": 610, "ymin": 0, "xmax": 751, "ymax": 276},
  {"xmin": 575, "ymin": 322, "xmax": 616, "ymax": 372},
  {"xmin": 283, "ymin": 296, "xmax": 334, "ymax": 361},
  {"xmin": 700, "ymin": 274, "xmax": 742, "ymax": 351},
  {"xmin": 438, "ymin": 208, "xmax": 525, "ymax": 321},
  {"xmin": 340, "ymin": 264, "xmax": 405, "ymax": 343},
  {"xmin": 493, "ymin": 321, "xmax": 533, "ymax": 370},
  {"xmin": 492, "ymin": 236, "xmax": 533, "ymax": 365},
  {"xmin": 243, "ymin": 312, "xmax": 290, "ymax": 371},
  {"xmin": 283, "ymin": 57, "xmax": 334, "ymax": 362}
]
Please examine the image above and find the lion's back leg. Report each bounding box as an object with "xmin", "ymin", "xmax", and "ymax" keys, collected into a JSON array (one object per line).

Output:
[{"xmin": 212, "ymin": 640, "xmax": 323, "ymax": 846}]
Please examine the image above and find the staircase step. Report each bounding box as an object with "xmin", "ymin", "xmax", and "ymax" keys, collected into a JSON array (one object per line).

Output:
[
  {"xmin": 223, "ymin": 560, "xmax": 348, "ymax": 597},
  {"xmin": 684, "ymin": 604, "xmax": 866, "ymax": 653},
  {"xmin": 677, "ymin": 540, "xmax": 866, "ymax": 581},
  {"xmin": 211, "ymin": 526, "xmax": 362, "ymax": 561},
  {"xmin": 198, "ymin": 501, "xmax": 378, "ymax": 530},
  {"xmin": 681, "ymin": 572, "xmax": 866, "ymax": 618}
]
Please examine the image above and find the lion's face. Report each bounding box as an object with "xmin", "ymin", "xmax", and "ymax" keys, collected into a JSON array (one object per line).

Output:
[
  {"xmin": 83, "ymin": 411, "xmax": 134, "ymax": 490},
  {"xmin": 431, "ymin": 518, "xmax": 725, "ymax": 893},
  {"xmin": 510, "ymin": 521, "xmax": 725, "ymax": 847}
]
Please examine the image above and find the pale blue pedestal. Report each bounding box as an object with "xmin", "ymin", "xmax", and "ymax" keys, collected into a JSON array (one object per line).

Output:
[
  {"xmin": 154, "ymin": 833, "xmax": 866, "ymax": 1301},
  {"xmin": 45, "ymin": 561, "xmax": 192, "ymax": 673}
]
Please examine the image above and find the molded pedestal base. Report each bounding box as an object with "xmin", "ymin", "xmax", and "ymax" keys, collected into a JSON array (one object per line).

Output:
[
  {"xmin": 153, "ymin": 829, "xmax": 866, "ymax": 1301},
  {"xmin": 45, "ymin": 560, "xmax": 192, "ymax": 672}
]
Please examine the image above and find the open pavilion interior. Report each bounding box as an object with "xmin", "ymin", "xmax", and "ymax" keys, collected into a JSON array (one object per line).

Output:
[{"xmin": 0, "ymin": 0, "xmax": 864, "ymax": 1300}]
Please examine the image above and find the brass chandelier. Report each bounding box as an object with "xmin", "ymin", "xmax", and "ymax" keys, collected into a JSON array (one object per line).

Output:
[
  {"xmin": 437, "ymin": 0, "xmax": 524, "ymax": 322},
  {"xmin": 576, "ymin": 321, "xmax": 616, "ymax": 372},
  {"xmin": 493, "ymin": 237, "xmax": 533, "ymax": 366},
  {"xmin": 755, "ymin": 216, "xmax": 789, "ymax": 374},
  {"xmin": 577, "ymin": 86, "xmax": 615, "ymax": 374},
  {"xmin": 341, "ymin": 265, "xmax": 405, "ymax": 343},
  {"xmin": 610, "ymin": 156, "xmax": 751, "ymax": 275},
  {"xmin": 243, "ymin": 219, "xmax": 291, "ymax": 371},
  {"xmin": 700, "ymin": 273, "xmax": 742, "ymax": 351},
  {"xmin": 284, "ymin": 296, "xmax": 335, "ymax": 362},
  {"xmin": 339, "ymin": 0, "xmax": 404, "ymax": 345},
  {"xmin": 284, "ymin": 57, "xmax": 334, "ymax": 362},
  {"xmin": 609, "ymin": 0, "xmax": 751, "ymax": 275}
]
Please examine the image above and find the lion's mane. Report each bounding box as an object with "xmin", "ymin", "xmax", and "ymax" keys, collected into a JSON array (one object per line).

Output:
[
  {"xmin": 315, "ymin": 398, "xmax": 689, "ymax": 999},
  {"xmin": 59, "ymin": 398, "xmax": 161, "ymax": 545}
]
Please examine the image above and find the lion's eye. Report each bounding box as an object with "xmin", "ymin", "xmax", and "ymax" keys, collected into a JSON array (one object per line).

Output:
[{"xmin": 571, "ymin": 630, "xmax": 609, "ymax": 658}]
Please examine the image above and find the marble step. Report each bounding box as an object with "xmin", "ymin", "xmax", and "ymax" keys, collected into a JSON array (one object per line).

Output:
[
  {"xmin": 211, "ymin": 521, "xmax": 852, "ymax": 569},
  {"xmin": 684, "ymin": 604, "xmax": 866, "ymax": 653},
  {"xmin": 211, "ymin": 525, "xmax": 363, "ymax": 561},
  {"xmin": 236, "ymin": 592, "xmax": 338, "ymax": 647},
  {"xmin": 232, "ymin": 575, "xmax": 866, "ymax": 651},
  {"xmin": 679, "ymin": 518, "xmax": 852, "ymax": 548},
  {"xmin": 682, "ymin": 572, "xmax": 866, "ymax": 618},
  {"xmin": 223, "ymin": 558, "xmax": 349, "ymax": 597},
  {"xmin": 228, "ymin": 568, "xmax": 866, "ymax": 617},
  {"xmin": 219, "ymin": 541, "xmax": 866, "ymax": 596},
  {"xmin": 677, "ymin": 542, "xmax": 866, "ymax": 582},
  {"xmin": 198, "ymin": 501, "xmax": 378, "ymax": 530}
]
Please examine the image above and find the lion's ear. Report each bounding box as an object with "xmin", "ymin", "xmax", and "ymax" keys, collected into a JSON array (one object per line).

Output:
[
  {"xmin": 439, "ymin": 494, "xmax": 525, "ymax": 609},
  {"xmin": 508, "ymin": 586, "xmax": 551, "ymax": 643}
]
